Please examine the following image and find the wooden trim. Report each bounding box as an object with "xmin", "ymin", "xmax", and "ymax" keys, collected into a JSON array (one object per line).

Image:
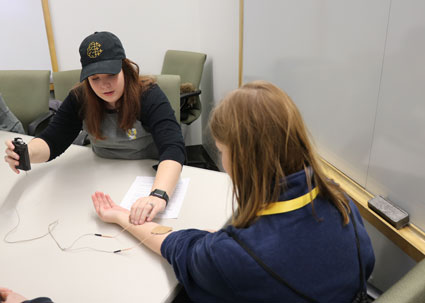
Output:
[
  {"xmin": 238, "ymin": 0, "xmax": 244, "ymax": 87},
  {"xmin": 321, "ymin": 158, "xmax": 425, "ymax": 262},
  {"xmin": 41, "ymin": 0, "xmax": 58, "ymax": 72}
]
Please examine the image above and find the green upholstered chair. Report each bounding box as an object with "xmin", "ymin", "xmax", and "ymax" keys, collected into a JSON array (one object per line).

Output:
[
  {"xmin": 161, "ymin": 50, "xmax": 206, "ymax": 125},
  {"xmin": 52, "ymin": 69, "xmax": 81, "ymax": 102},
  {"xmin": 374, "ymin": 258, "xmax": 425, "ymax": 303},
  {"xmin": 0, "ymin": 70, "xmax": 52, "ymax": 135},
  {"xmin": 51, "ymin": 69, "xmax": 88, "ymax": 145},
  {"xmin": 155, "ymin": 74, "xmax": 181, "ymax": 123}
]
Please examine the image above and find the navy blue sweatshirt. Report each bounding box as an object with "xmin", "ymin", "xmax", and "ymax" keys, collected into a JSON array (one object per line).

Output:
[{"xmin": 161, "ymin": 169, "xmax": 375, "ymax": 302}]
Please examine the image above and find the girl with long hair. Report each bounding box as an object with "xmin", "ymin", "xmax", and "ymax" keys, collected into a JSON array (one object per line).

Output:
[
  {"xmin": 87, "ymin": 80, "xmax": 375, "ymax": 302},
  {"xmin": 4, "ymin": 31, "xmax": 185, "ymax": 224}
]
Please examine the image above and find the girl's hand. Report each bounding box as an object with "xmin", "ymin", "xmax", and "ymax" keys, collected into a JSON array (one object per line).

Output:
[
  {"xmin": 91, "ymin": 192, "xmax": 130, "ymax": 224},
  {"xmin": 4, "ymin": 140, "xmax": 20, "ymax": 174}
]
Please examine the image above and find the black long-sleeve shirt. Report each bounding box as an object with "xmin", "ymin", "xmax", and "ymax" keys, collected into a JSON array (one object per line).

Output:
[{"xmin": 38, "ymin": 84, "xmax": 185, "ymax": 165}]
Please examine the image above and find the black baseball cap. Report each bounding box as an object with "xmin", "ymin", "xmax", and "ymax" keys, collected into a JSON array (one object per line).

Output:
[{"xmin": 79, "ymin": 31, "xmax": 126, "ymax": 82}]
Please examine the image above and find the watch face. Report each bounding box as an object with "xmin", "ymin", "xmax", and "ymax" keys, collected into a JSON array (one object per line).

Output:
[
  {"xmin": 151, "ymin": 189, "xmax": 168, "ymax": 203},
  {"xmin": 154, "ymin": 189, "xmax": 166, "ymax": 196}
]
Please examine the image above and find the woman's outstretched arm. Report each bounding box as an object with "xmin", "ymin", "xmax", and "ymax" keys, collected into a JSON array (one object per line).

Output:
[{"xmin": 91, "ymin": 191, "xmax": 171, "ymax": 255}]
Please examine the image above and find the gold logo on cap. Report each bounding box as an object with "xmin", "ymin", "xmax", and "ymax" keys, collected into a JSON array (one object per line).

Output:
[{"xmin": 87, "ymin": 42, "xmax": 103, "ymax": 58}]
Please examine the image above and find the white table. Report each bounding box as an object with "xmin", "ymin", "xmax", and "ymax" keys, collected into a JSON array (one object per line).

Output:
[{"xmin": 0, "ymin": 131, "xmax": 232, "ymax": 302}]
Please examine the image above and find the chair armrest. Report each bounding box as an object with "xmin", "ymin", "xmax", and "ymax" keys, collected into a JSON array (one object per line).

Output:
[
  {"xmin": 180, "ymin": 90, "xmax": 201, "ymax": 110},
  {"xmin": 180, "ymin": 90, "xmax": 201, "ymax": 99},
  {"xmin": 375, "ymin": 259, "xmax": 425, "ymax": 303},
  {"xmin": 49, "ymin": 99, "xmax": 63, "ymax": 112},
  {"xmin": 27, "ymin": 110, "xmax": 55, "ymax": 136},
  {"xmin": 72, "ymin": 130, "xmax": 90, "ymax": 146}
]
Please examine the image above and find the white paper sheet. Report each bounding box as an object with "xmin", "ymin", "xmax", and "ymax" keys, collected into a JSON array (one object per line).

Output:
[{"xmin": 120, "ymin": 176, "xmax": 189, "ymax": 219}]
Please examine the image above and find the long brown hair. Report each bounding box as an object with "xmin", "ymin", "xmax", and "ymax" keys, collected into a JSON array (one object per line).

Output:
[
  {"xmin": 74, "ymin": 58, "xmax": 154, "ymax": 139},
  {"xmin": 209, "ymin": 80, "xmax": 350, "ymax": 228}
]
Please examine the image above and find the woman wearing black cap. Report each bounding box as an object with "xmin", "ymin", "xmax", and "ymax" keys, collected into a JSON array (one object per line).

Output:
[{"xmin": 4, "ymin": 31, "xmax": 185, "ymax": 225}]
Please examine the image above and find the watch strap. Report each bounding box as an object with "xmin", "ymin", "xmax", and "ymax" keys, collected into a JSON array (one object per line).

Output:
[{"xmin": 149, "ymin": 189, "xmax": 169, "ymax": 206}]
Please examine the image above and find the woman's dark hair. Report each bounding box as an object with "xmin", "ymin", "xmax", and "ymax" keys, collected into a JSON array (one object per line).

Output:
[{"xmin": 74, "ymin": 58, "xmax": 154, "ymax": 139}]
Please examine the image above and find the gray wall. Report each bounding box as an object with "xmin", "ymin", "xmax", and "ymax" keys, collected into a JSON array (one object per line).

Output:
[{"xmin": 243, "ymin": 0, "xmax": 424, "ymax": 291}]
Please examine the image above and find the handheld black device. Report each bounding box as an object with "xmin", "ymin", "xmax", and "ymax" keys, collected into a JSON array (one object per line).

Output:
[{"xmin": 12, "ymin": 137, "xmax": 31, "ymax": 171}]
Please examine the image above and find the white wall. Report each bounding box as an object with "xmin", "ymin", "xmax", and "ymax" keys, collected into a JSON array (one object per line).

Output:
[
  {"xmin": 243, "ymin": 0, "xmax": 390, "ymax": 187},
  {"xmin": 0, "ymin": 0, "xmax": 51, "ymax": 70},
  {"xmin": 243, "ymin": 0, "xmax": 422, "ymax": 291},
  {"xmin": 49, "ymin": 0, "xmax": 201, "ymax": 74},
  {"xmin": 198, "ymin": 0, "xmax": 239, "ymax": 163}
]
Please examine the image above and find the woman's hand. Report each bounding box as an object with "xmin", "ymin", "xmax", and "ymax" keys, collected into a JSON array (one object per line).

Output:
[
  {"xmin": 0, "ymin": 287, "xmax": 26, "ymax": 303},
  {"xmin": 4, "ymin": 140, "xmax": 20, "ymax": 174},
  {"xmin": 130, "ymin": 196, "xmax": 166, "ymax": 225},
  {"xmin": 91, "ymin": 192, "xmax": 130, "ymax": 224}
]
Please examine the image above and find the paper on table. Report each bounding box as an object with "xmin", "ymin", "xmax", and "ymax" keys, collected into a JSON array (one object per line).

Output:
[{"xmin": 120, "ymin": 176, "xmax": 190, "ymax": 219}]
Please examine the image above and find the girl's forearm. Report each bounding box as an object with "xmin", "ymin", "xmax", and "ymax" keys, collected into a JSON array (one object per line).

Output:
[
  {"xmin": 152, "ymin": 160, "xmax": 182, "ymax": 196},
  {"xmin": 116, "ymin": 214, "xmax": 170, "ymax": 256}
]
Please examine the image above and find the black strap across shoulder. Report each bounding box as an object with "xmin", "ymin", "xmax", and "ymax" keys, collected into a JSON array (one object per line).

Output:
[
  {"xmin": 226, "ymin": 207, "xmax": 367, "ymax": 303},
  {"xmin": 226, "ymin": 230, "xmax": 318, "ymax": 303},
  {"xmin": 349, "ymin": 210, "xmax": 369, "ymax": 303}
]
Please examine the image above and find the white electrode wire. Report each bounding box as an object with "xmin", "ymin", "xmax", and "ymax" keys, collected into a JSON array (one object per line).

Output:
[
  {"xmin": 3, "ymin": 207, "xmax": 123, "ymax": 253},
  {"xmin": 4, "ymin": 207, "xmax": 163, "ymax": 254},
  {"xmin": 47, "ymin": 221, "xmax": 122, "ymax": 254},
  {"xmin": 3, "ymin": 207, "xmax": 53, "ymax": 243}
]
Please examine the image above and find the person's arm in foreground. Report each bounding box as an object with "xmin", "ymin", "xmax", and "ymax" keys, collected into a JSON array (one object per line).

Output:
[
  {"xmin": 92, "ymin": 191, "xmax": 171, "ymax": 255},
  {"xmin": 129, "ymin": 159, "xmax": 182, "ymax": 225},
  {"xmin": 0, "ymin": 288, "xmax": 26, "ymax": 303},
  {"xmin": 4, "ymin": 138, "xmax": 50, "ymax": 174},
  {"xmin": 0, "ymin": 287, "xmax": 52, "ymax": 303}
]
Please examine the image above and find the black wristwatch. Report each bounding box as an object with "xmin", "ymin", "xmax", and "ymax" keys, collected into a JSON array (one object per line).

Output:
[{"xmin": 150, "ymin": 189, "xmax": 169, "ymax": 206}]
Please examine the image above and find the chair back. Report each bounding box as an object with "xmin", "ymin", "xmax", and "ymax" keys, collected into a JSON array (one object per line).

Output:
[
  {"xmin": 161, "ymin": 50, "xmax": 206, "ymax": 90},
  {"xmin": 374, "ymin": 258, "xmax": 425, "ymax": 303},
  {"xmin": 161, "ymin": 50, "xmax": 206, "ymax": 125},
  {"xmin": 52, "ymin": 69, "xmax": 81, "ymax": 102},
  {"xmin": 156, "ymin": 74, "xmax": 181, "ymax": 123},
  {"xmin": 0, "ymin": 70, "xmax": 50, "ymax": 133}
]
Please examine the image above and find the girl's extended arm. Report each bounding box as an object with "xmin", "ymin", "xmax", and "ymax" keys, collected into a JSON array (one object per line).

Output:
[
  {"xmin": 129, "ymin": 159, "xmax": 182, "ymax": 225},
  {"xmin": 92, "ymin": 191, "xmax": 171, "ymax": 255}
]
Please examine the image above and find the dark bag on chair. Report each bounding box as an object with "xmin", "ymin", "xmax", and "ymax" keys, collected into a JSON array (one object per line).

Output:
[{"xmin": 352, "ymin": 291, "xmax": 370, "ymax": 303}]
